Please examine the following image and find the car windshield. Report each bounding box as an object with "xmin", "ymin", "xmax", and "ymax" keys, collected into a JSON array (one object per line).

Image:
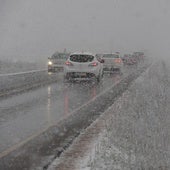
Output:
[
  {"xmin": 103, "ymin": 54, "xmax": 119, "ymax": 58},
  {"xmin": 70, "ymin": 55, "xmax": 94, "ymax": 62}
]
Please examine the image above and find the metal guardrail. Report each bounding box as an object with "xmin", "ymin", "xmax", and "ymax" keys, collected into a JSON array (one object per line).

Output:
[
  {"xmin": 0, "ymin": 69, "xmax": 57, "ymax": 96},
  {"xmin": 0, "ymin": 69, "xmax": 46, "ymax": 77}
]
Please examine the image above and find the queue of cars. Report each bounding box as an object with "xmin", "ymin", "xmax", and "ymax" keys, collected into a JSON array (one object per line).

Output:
[
  {"xmin": 48, "ymin": 51, "xmax": 145, "ymax": 82},
  {"xmin": 122, "ymin": 52, "xmax": 145, "ymax": 65},
  {"xmin": 122, "ymin": 54, "xmax": 137, "ymax": 65}
]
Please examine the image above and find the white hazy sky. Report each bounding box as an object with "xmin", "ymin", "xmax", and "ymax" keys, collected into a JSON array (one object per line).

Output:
[{"xmin": 0, "ymin": 0, "xmax": 170, "ymax": 61}]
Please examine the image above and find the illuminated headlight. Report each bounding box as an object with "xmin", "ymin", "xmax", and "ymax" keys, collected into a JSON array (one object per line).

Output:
[{"xmin": 48, "ymin": 61, "xmax": 53, "ymax": 65}]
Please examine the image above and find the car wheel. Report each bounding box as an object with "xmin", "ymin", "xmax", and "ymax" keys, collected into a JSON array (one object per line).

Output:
[
  {"xmin": 64, "ymin": 74, "xmax": 69, "ymax": 82},
  {"xmin": 101, "ymin": 70, "xmax": 104, "ymax": 78},
  {"xmin": 96, "ymin": 74, "xmax": 101, "ymax": 82},
  {"xmin": 109, "ymin": 68, "xmax": 114, "ymax": 74},
  {"xmin": 119, "ymin": 70, "xmax": 123, "ymax": 75},
  {"xmin": 64, "ymin": 73, "xmax": 73, "ymax": 82}
]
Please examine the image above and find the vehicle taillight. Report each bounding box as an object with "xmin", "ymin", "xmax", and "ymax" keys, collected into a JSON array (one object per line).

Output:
[
  {"xmin": 89, "ymin": 62, "xmax": 98, "ymax": 67},
  {"xmin": 65, "ymin": 61, "xmax": 73, "ymax": 66},
  {"xmin": 114, "ymin": 58, "xmax": 122, "ymax": 63}
]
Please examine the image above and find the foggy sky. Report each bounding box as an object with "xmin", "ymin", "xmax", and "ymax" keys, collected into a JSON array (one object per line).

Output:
[{"xmin": 0, "ymin": 0, "xmax": 170, "ymax": 61}]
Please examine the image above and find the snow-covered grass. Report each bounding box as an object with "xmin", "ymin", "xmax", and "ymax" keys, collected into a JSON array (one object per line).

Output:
[{"xmin": 88, "ymin": 61, "xmax": 170, "ymax": 170}]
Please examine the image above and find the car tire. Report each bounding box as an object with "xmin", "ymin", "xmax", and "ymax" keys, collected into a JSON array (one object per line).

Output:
[
  {"xmin": 64, "ymin": 73, "xmax": 73, "ymax": 83},
  {"xmin": 96, "ymin": 74, "xmax": 101, "ymax": 82},
  {"xmin": 101, "ymin": 70, "xmax": 104, "ymax": 78},
  {"xmin": 64, "ymin": 74, "xmax": 68, "ymax": 81}
]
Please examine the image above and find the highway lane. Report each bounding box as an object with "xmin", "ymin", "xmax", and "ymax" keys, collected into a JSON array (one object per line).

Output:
[{"xmin": 0, "ymin": 72, "xmax": 123, "ymax": 156}]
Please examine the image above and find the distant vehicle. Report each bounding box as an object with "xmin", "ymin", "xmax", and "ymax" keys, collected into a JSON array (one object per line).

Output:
[
  {"xmin": 102, "ymin": 53, "xmax": 123, "ymax": 72},
  {"xmin": 133, "ymin": 52, "xmax": 144, "ymax": 56},
  {"xmin": 133, "ymin": 52, "xmax": 145, "ymax": 62},
  {"xmin": 95, "ymin": 53, "xmax": 103, "ymax": 59},
  {"xmin": 122, "ymin": 54, "xmax": 137, "ymax": 65},
  {"xmin": 64, "ymin": 52, "xmax": 104, "ymax": 82},
  {"xmin": 48, "ymin": 52, "xmax": 69, "ymax": 72}
]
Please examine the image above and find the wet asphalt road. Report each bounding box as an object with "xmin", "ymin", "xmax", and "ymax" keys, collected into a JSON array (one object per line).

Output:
[{"xmin": 0, "ymin": 71, "xmax": 125, "ymax": 157}]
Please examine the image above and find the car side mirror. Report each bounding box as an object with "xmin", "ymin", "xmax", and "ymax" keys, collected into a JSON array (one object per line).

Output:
[{"xmin": 100, "ymin": 59, "xmax": 105, "ymax": 63}]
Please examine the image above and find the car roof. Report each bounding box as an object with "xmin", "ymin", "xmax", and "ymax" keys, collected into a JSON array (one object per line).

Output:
[
  {"xmin": 102, "ymin": 53, "xmax": 120, "ymax": 56},
  {"xmin": 70, "ymin": 52, "xmax": 95, "ymax": 56}
]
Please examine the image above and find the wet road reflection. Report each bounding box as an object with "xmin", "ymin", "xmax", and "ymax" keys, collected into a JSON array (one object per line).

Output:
[
  {"xmin": 0, "ymin": 73, "xmax": 122, "ymax": 155},
  {"xmin": 47, "ymin": 86, "xmax": 52, "ymax": 126}
]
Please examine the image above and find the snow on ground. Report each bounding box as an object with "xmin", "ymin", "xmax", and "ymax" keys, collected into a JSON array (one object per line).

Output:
[
  {"xmin": 48, "ymin": 60, "xmax": 170, "ymax": 170},
  {"xmin": 87, "ymin": 61, "xmax": 170, "ymax": 170}
]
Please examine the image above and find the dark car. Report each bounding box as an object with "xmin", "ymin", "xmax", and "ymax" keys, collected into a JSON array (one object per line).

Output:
[
  {"xmin": 133, "ymin": 52, "xmax": 145, "ymax": 62},
  {"xmin": 48, "ymin": 52, "xmax": 69, "ymax": 72},
  {"xmin": 122, "ymin": 54, "xmax": 137, "ymax": 65}
]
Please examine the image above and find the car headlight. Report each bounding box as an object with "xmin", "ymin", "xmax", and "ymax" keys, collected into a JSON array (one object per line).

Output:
[{"xmin": 48, "ymin": 61, "xmax": 53, "ymax": 65}]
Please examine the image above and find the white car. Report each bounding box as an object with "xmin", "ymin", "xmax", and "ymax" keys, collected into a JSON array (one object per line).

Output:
[
  {"xmin": 102, "ymin": 53, "xmax": 123, "ymax": 72},
  {"xmin": 64, "ymin": 52, "xmax": 104, "ymax": 82}
]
